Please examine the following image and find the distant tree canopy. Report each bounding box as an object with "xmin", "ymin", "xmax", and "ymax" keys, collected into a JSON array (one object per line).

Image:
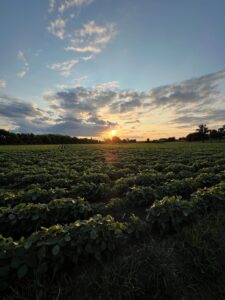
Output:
[
  {"xmin": 0, "ymin": 129, "xmax": 100, "ymax": 145},
  {"xmin": 1, "ymin": 124, "xmax": 225, "ymax": 145},
  {"xmin": 0, "ymin": 130, "xmax": 138, "ymax": 145},
  {"xmin": 186, "ymin": 124, "xmax": 225, "ymax": 142},
  {"xmin": 104, "ymin": 136, "xmax": 137, "ymax": 144}
]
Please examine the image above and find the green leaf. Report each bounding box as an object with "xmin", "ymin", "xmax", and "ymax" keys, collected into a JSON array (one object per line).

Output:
[
  {"xmin": 90, "ymin": 229, "xmax": 97, "ymax": 240},
  {"xmin": 52, "ymin": 244, "xmax": 60, "ymax": 256},
  {"xmin": 64, "ymin": 235, "xmax": 71, "ymax": 242},
  {"xmin": 183, "ymin": 210, "xmax": 189, "ymax": 217},
  {"xmin": 24, "ymin": 240, "xmax": 32, "ymax": 250},
  {"xmin": 32, "ymin": 214, "xmax": 39, "ymax": 221},
  {"xmin": 8, "ymin": 214, "xmax": 15, "ymax": 220},
  {"xmin": 17, "ymin": 264, "xmax": 28, "ymax": 279}
]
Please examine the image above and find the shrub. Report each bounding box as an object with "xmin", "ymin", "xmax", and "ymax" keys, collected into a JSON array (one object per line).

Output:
[
  {"xmin": 0, "ymin": 198, "xmax": 92, "ymax": 238},
  {"xmin": 126, "ymin": 186, "xmax": 156, "ymax": 207},
  {"xmin": 146, "ymin": 196, "xmax": 195, "ymax": 233},
  {"xmin": 0, "ymin": 215, "xmax": 127, "ymax": 291}
]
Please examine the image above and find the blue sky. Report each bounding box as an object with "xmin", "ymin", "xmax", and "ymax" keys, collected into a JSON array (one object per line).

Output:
[{"xmin": 0, "ymin": 0, "xmax": 225, "ymax": 139}]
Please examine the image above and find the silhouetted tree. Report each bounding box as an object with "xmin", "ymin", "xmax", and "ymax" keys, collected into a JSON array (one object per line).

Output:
[
  {"xmin": 0, "ymin": 129, "xmax": 100, "ymax": 145},
  {"xmin": 112, "ymin": 136, "xmax": 121, "ymax": 143},
  {"xmin": 196, "ymin": 124, "xmax": 209, "ymax": 141},
  {"xmin": 168, "ymin": 137, "xmax": 176, "ymax": 142},
  {"xmin": 218, "ymin": 125, "xmax": 225, "ymax": 140},
  {"xmin": 209, "ymin": 129, "xmax": 219, "ymax": 139},
  {"xmin": 186, "ymin": 132, "xmax": 202, "ymax": 142}
]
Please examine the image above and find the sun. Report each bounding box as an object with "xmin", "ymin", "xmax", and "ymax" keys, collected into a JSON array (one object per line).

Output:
[{"xmin": 110, "ymin": 130, "xmax": 117, "ymax": 136}]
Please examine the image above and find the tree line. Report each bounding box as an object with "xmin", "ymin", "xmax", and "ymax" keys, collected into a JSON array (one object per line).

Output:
[
  {"xmin": 0, "ymin": 129, "xmax": 100, "ymax": 145},
  {"xmin": 1, "ymin": 125, "xmax": 225, "ymax": 145},
  {"xmin": 186, "ymin": 124, "xmax": 225, "ymax": 142}
]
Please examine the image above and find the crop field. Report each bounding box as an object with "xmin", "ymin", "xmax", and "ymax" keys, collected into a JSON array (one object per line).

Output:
[{"xmin": 1, "ymin": 142, "xmax": 225, "ymax": 300}]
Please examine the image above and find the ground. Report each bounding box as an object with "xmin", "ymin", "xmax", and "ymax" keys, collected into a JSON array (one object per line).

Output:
[{"xmin": 1, "ymin": 142, "xmax": 225, "ymax": 300}]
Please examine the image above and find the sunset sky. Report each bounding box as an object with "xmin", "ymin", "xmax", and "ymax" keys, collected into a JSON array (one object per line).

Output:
[{"xmin": 1, "ymin": 0, "xmax": 225, "ymax": 139}]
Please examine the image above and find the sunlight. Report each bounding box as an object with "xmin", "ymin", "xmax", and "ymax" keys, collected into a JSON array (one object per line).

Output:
[{"xmin": 110, "ymin": 130, "xmax": 117, "ymax": 136}]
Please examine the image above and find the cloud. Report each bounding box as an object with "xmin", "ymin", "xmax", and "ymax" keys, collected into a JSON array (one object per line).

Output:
[
  {"xmin": 44, "ymin": 83, "xmax": 119, "ymax": 114},
  {"xmin": 150, "ymin": 70, "xmax": 225, "ymax": 108},
  {"xmin": 149, "ymin": 70, "xmax": 225, "ymax": 128},
  {"xmin": 45, "ymin": 118, "xmax": 113, "ymax": 136},
  {"xmin": 2, "ymin": 70, "xmax": 225, "ymax": 137},
  {"xmin": 48, "ymin": 0, "xmax": 56, "ymax": 12},
  {"xmin": 171, "ymin": 109, "xmax": 225, "ymax": 127},
  {"xmin": 59, "ymin": 0, "xmax": 94, "ymax": 13},
  {"xmin": 55, "ymin": 76, "xmax": 88, "ymax": 89},
  {"xmin": 95, "ymin": 81, "xmax": 119, "ymax": 89},
  {"xmin": 46, "ymin": 1, "xmax": 117, "ymax": 72},
  {"xmin": 46, "ymin": 70, "xmax": 225, "ymax": 128},
  {"xmin": 81, "ymin": 54, "xmax": 94, "ymax": 61},
  {"xmin": 86, "ymin": 115, "xmax": 116, "ymax": 126},
  {"xmin": 110, "ymin": 98, "xmax": 143, "ymax": 113},
  {"xmin": 66, "ymin": 45, "xmax": 101, "ymax": 53},
  {"xmin": 43, "ymin": 84, "xmax": 156, "ymax": 118},
  {"xmin": 0, "ymin": 95, "xmax": 53, "ymax": 133},
  {"xmin": 65, "ymin": 21, "xmax": 117, "ymax": 54},
  {"xmin": 17, "ymin": 71, "xmax": 27, "ymax": 78},
  {"xmin": 0, "ymin": 89, "xmax": 116, "ymax": 137},
  {"xmin": 17, "ymin": 51, "xmax": 29, "ymax": 78},
  {"xmin": 47, "ymin": 18, "xmax": 66, "ymax": 39},
  {"xmin": 47, "ymin": 59, "xmax": 79, "ymax": 76},
  {"xmin": 0, "ymin": 80, "xmax": 6, "ymax": 89},
  {"xmin": 17, "ymin": 51, "xmax": 28, "ymax": 64},
  {"xmin": 0, "ymin": 95, "xmax": 43, "ymax": 119},
  {"xmin": 125, "ymin": 120, "xmax": 140, "ymax": 124}
]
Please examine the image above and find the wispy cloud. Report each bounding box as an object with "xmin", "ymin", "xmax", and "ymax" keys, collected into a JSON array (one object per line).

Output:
[
  {"xmin": 0, "ymin": 80, "xmax": 6, "ymax": 89},
  {"xmin": 47, "ymin": 59, "xmax": 79, "ymax": 76},
  {"xmin": 66, "ymin": 45, "xmax": 101, "ymax": 53},
  {"xmin": 148, "ymin": 70, "xmax": 225, "ymax": 128},
  {"xmin": 17, "ymin": 51, "xmax": 29, "ymax": 78},
  {"xmin": 65, "ymin": 21, "xmax": 117, "ymax": 54},
  {"xmin": 59, "ymin": 0, "xmax": 94, "ymax": 13},
  {"xmin": 150, "ymin": 70, "xmax": 225, "ymax": 108},
  {"xmin": 81, "ymin": 54, "xmax": 95, "ymax": 61},
  {"xmin": 48, "ymin": 0, "xmax": 56, "ymax": 13},
  {"xmin": 47, "ymin": 18, "xmax": 66, "ymax": 39},
  {"xmin": 125, "ymin": 120, "xmax": 140, "ymax": 124},
  {"xmin": 55, "ymin": 76, "xmax": 88, "ymax": 89},
  {"xmin": 46, "ymin": 1, "xmax": 118, "ymax": 74}
]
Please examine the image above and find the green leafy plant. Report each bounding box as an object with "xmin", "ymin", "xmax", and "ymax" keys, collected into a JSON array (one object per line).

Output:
[
  {"xmin": 0, "ymin": 198, "xmax": 92, "ymax": 238},
  {"xmin": 146, "ymin": 196, "xmax": 195, "ymax": 233},
  {"xmin": 0, "ymin": 214, "xmax": 127, "ymax": 291},
  {"xmin": 126, "ymin": 186, "xmax": 156, "ymax": 207}
]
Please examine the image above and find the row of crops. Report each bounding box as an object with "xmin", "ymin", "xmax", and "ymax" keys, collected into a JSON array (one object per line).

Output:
[{"xmin": 1, "ymin": 143, "xmax": 225, "ymax": 298}]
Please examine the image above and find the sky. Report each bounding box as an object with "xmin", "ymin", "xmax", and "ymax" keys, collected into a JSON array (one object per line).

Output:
[{"xmin": 0, "ymin": 0, "xmax": 225, "ymax": 140}]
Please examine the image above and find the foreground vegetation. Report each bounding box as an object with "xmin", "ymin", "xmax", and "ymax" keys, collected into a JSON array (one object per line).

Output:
[{"xmin": 1, "ymin": 142, "xmax": 225, "ymax": 299}]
